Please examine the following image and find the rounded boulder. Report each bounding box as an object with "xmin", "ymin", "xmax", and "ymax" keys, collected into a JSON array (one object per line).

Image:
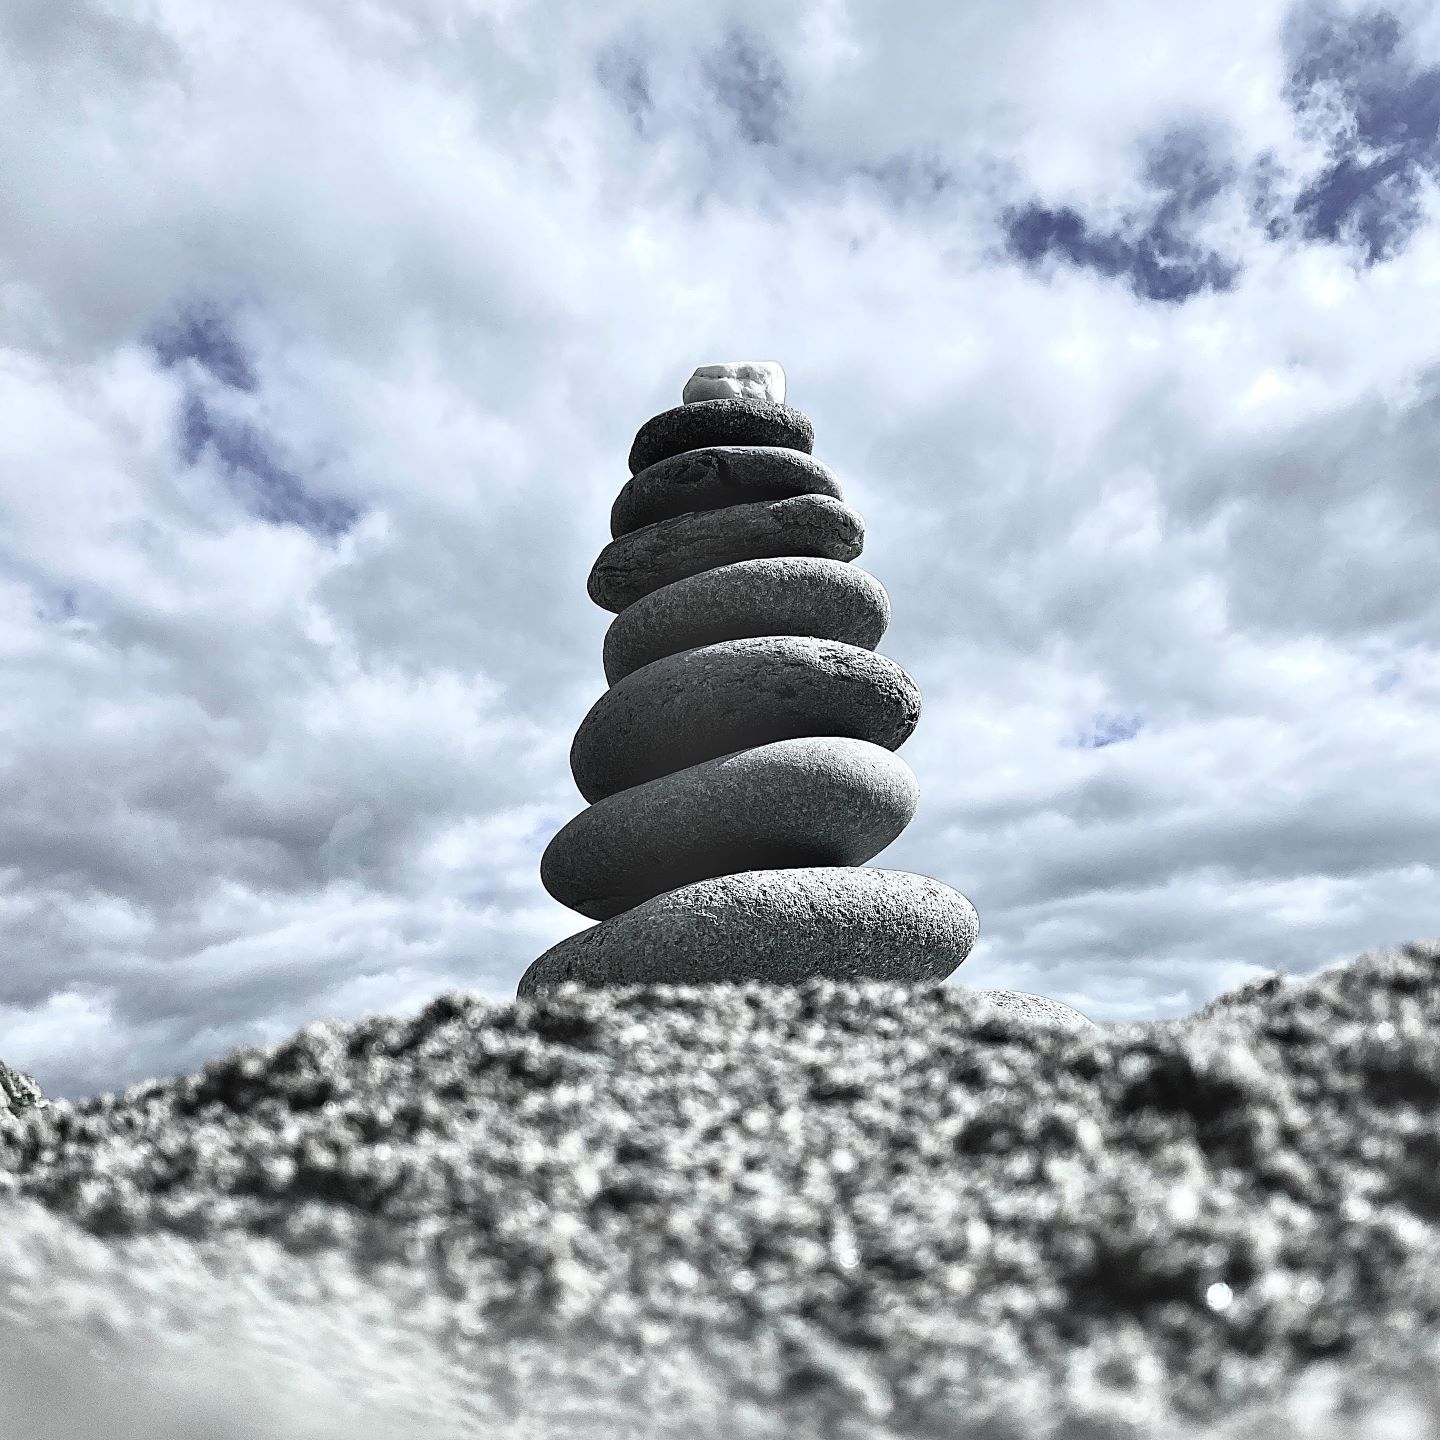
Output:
[
  {"xmin": 517, "ymin": 866, "xmax": 980, "ymax": 997},
  {"xmin": 628, "ymin": 398, "xmax": 814, "ymax": 476},
  {"xmin": 587, "ymin": 494, "xmax": 863, "ymax": 614},
  {"xmin": 540, "ymin": 736, "xmax": 918, "ymax": 921},
  {"xmin": 603, "ymin": 557, "xmax": 891, "ymax": 685},
  {"xmin": 612, "ymin": 447, "xmax": 843, "ymax": 539},
  {"xmin": 572, "ymin": 636, "xmax": 921, "ymax": 804}
]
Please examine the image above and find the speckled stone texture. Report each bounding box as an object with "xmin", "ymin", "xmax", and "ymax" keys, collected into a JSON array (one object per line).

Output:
[
  {"xmin": 540, "ymin": 736, "xmax": 919, "ymax": 921},
  {"xmin": 3, "ymin": 941, "xmax": 1439, "ymax": 1439},
  {"xmin": 627, "ymin": 397, "xmax": 815, "ymax": 475},
  {"xmin": 519, "ymin": 865, "xmax": 980, "ymax": 995},
  {"xmin": 602, "ymin": 557, "xmax": 891, "ymax": 685},
  {"xmin": 971, "ymin": 988, "xmax": 1097, "ymax": 1029},
  {"xmin": 588, "ymin": 493, "xmax": 864, "ymax": 613},
  {"xmin": 571, "ymin": 635, "xmax": 921, "ymax": 803},
  {"xmin": 612, "ymin": 447, "xmax": 844, "ymax": 538}
]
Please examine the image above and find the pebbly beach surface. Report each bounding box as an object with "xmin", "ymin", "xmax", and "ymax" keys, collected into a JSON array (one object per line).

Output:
[{"xmin": 1, "ymin": 938, "xmax": 1438, "ymax": 1439}]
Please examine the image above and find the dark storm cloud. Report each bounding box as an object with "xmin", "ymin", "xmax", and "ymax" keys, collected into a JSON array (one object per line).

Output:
[{"xmin": 1283, "ymin": 2, "xmax": 1440, "ymax": 262}]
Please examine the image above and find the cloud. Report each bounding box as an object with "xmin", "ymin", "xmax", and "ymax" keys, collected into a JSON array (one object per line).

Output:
[
  {"xmin": 0, "ymin": 0, "xmax": 1436, "ymax": 1104},
  {"xmin": 1282, "ymin": 1, "xmax": 1440, "ymax": 259}
]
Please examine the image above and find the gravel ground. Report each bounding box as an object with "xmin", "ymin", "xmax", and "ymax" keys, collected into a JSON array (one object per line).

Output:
[{"xmin": 1, "ymin": 938, "xmax": 1438, "ymax": 1439}]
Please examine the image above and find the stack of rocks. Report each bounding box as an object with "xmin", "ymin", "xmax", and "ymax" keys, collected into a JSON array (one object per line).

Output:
[{"xmin": 516, "ymin": 361, "xmax": 1093, "ymax": 1030}]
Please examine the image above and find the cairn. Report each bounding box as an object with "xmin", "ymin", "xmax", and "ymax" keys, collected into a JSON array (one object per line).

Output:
[{"xmin": 516, "ymin": 362, "xmax": 1093, "ymax": 1028}]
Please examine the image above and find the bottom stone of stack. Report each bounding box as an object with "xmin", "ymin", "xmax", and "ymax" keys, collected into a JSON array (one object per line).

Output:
[{"xmin": 516, "ymin": 865, "xmax": 979, "ymax": 999}]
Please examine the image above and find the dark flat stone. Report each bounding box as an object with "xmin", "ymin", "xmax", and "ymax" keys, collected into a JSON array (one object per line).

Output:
[
  {"xmin": 572, "ymin": 636, "xmax": 921, "ymax": 804},
  {"xmin": 603, "ymin": 557, "xmax": 891, "ymax": 685},
  {"xmin": 628, "ymin": 399, "xmax": 814, "ymax": 475},
  {"xmin": 611, "ymin": 447, "xmax": 843, "ymax": 540},
  {"xmin": 517, "ymin": 866, "xmax": 979, "ymax": 996},
  {"xmin": 587, "ymin": 494, "xmax": 863, "ymax": 614},
  {"xmin": 540, "ymin": 736, "xmax": 918, "ymax": 921}
]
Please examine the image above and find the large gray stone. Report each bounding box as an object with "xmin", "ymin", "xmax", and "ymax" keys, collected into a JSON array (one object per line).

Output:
[
  {"xmin": 572, "ymin": 636, "xmax": 921, "ymax": 804},
  {"xmin": 969, "ymin": 990, "xmax": 1098, "ymax": 1030},
  {"xmin": 628, "ymin": 398, "xmax": 814, "ymax": 476},
  {"xmin": 611, "ymin": 447, "xmax": 843, "ymax": 540},
  {"xmin": 517, "ymin": 866, "xmax": 979, "ymax": 997},
  {"xmin": 603, "ymin": 557, "xmax": 891, "ymax": 685},
  {"xmin": 588, "ymin": 494, "xmax": 863, "ymax": 614},
  {"xmin": 541, "ymin": 736, "xmax": 918, "ymax": 921}
]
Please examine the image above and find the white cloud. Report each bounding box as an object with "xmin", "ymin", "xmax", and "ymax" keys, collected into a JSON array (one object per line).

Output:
[{"xmin": 1, "ymin": 0, "xmax": 1437, "ymax": 1099}]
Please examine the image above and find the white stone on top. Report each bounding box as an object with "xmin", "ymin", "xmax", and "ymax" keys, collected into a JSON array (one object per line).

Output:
[{"xmin": 682, "ymin": 361, "xmax": 786, "ymax": 406}]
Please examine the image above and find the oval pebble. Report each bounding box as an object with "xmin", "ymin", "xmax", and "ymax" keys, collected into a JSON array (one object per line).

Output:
[
  {"xmin": 540, "ymin": 736, "xmax": 918, "ymax": 921},
  {"xmin": 628, "ymin": 398, "xmax": 814, "ymax": 475},
  {"xmin": 612, "ymin": 446, "xmax": 843, "ymax": 539},
  {"xmin": 572, "ymin": 636, "xmax": 921, "ymax": 803},
  {"xmin": 603, "ymin": 557, "xmax": 890, "ymax": 685},
  {"xmin": 588, "ymin": 494, "xmax": 863, "ymax": 614},
  {"xmin": 518, "ymin": 866, "xmax": 979, "ymax": 996}
]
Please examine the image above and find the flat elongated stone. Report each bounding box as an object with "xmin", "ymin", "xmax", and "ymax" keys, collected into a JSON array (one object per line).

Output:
[
  {"xmin": 628, "ymin": 399, "xmax": 814, "ymax": 476},
  {"xmin": 603, "ymin": 557, "xmax": 891, "ymax": 685},
  {"xmin": 517, "ymin": 866, "xmax": 979, "ymax": 996},
  {"xmin": 970, "ymin": 990, "xmax": 1098, "ymax": 1030},
  {"xmin": 541, "ymin": 736, "xmax": 918, "ymax": 921},
  {"xmin": 588, "ymin": 494, "xmax": 863, "ymax": 614},
  {"xmin": 611, "ymin": 447, "xmax": 843, "ymax": 540},
  {"xmin": 572, "ymin": 636, "xmax": 921, "ymax": 804},
  {"xmin": 683, "ymin": 361, "xmax": 785, "ymax": 405}
]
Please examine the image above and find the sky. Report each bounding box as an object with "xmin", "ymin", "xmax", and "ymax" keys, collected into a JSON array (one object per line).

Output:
[{"xmin": 2, "ymin": 0, "xmax": 1438, "ymax": 1104}]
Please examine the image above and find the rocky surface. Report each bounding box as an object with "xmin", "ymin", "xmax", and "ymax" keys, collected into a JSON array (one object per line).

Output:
[
  {"xmin": 627, "ymin": 397, "xmax": 814, "ymax": 475},
  {"xmin": 2, "ymin": 938, "xmax": 1438, "ymax": 1439},
  {"xmin": 570, "ymin": 635, "xmax": 922, "ymax": 804},
  {"xmin": 601, "ymin": 556, "xmax": 891, "ymax": 686},
  {"xmin": 588, "ymin": 493, "xmax": 864, "ymax": 613},
  {"xmin": 611, "ymin": 447, "xmax": 843, "ymax": 538},
  {"xmin": 0, "ymin": 1057, "xmax": 48, "ymax": 1114},
  {"xmin": 540, "ymin": 740, "xmax": 921, "ymax": 920},
  {"xmin": 522, "ymin": 866, "xmax": 982, "ymax": 996}
]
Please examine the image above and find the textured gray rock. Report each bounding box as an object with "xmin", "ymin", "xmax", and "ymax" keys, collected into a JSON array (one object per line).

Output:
[
  {"xmin": 603, "ymin": 557, "xmax": 891, "ymax": 685},
  {"xmin": 612, "ymin": 447, "xmax": 843, "ymax": 539},
  {"xmin": 970, "ymin": 989, "xmax": 1098, "ymax": 1030},
  {"xmin": 0, "ymin": 1057, "xmax": 48, "ymax": 1113},
  {"xmin": 572, "ymin": 636, "xmax": 921, "ymax": 803},
  {"xmin": 519, "ymin": 866, "xmax": 979, "ymax": 996},
  {"xmin": 540, "ymin": 736, "xmax": 918, "ymax": 921},
  {"xmin": 588, "ymin": 494, "xmax": 863, "ymax": 614},
  {"xmin": 628, "ymin": 397, "xmax": 814, "ymax": 475},
  {"xmin": 7, "ymin": 942, "xmax": 1440, "ymax": 1440}
]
